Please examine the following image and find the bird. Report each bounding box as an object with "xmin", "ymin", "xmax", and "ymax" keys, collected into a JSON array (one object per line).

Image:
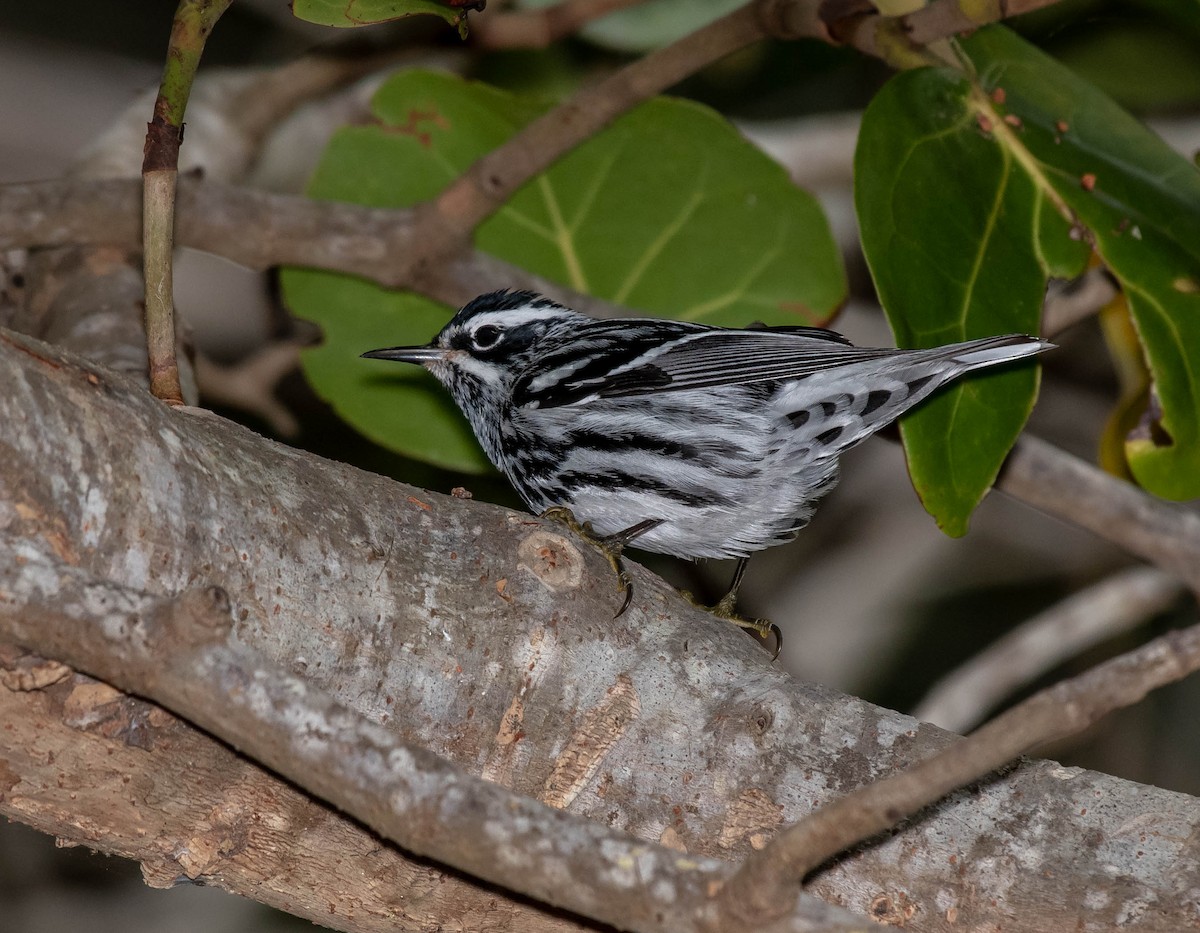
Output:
[{"xmin": 363, "ymin": 289, "xmax": 1051, "ymax": 644}]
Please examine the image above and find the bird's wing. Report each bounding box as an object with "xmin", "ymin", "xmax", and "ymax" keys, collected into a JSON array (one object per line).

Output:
[
  {"xmin": 517, "ymin": 325, "xmax": 899, "ymax": 408},
  {"xmin": 613, "ymin": 330, "xmax": 896, "ymax": 394}
]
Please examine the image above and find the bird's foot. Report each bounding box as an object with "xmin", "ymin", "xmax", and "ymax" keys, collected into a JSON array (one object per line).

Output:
[
  {"xmin": 685, "ymin": 589, "xmax": 783, "ymax": 661},
  {"xmin": 539, "ymin": 507, "xmax": 661, "ymax": 617}
]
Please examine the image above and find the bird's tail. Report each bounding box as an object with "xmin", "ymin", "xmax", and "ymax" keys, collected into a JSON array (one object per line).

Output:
[{"xmin": 943, "ymin": 334, "xmax": 1054, "ymax": 372}]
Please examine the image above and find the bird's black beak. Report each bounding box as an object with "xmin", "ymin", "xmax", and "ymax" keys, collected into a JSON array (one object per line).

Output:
[{"xmin": 361, "ymin": 345, "xmax": 446, "ymax": 364}]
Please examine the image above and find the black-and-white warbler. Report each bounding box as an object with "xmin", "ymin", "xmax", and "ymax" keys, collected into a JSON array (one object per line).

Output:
[{"xmin": 364, "ymin": 290, "xmax": 1050, "ymax": 632}]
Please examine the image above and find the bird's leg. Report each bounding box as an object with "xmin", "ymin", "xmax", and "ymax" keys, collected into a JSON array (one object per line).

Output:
[
  {"xmin": 539, "ymin": 507, "xmax": 663, "ymax": 617},
  {"xmin": 689, "ymin": 557, "xmax": 783, "ymax": 660}
]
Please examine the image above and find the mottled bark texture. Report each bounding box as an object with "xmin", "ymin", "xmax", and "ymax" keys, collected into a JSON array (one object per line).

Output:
[
  {"xmin": 1, "ymin": 667, "xmax": 591, "ymax": 933},
  {"xmin": 2, "ymin": 568, "xmax": 866, "ymax": 933},
  {"xmin": 2, "ymin": 329, "xmax": 1198, "ymax": 931}
]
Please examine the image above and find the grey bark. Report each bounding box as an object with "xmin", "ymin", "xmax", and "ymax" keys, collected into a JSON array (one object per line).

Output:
[{"xmin": 0, "ymin": 566, "xmax": 861, "ymax": 933}]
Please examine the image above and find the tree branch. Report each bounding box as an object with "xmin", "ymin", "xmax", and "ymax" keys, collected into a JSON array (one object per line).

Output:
[
  {"xmin": 0, "ymin": 664, "xmax": 596, "ymax": 933},
  {"xmin": 380, "ymin": 0, "xmax": 1070, "ymax": 281},
  {"xmin": 915, "ymin": 566, "xmax": 1189, "ymax": 731},
  {"xmin": 0, "ymin": 177, "xmax": 616, "ymax": 315},
  {"xmin": 400, "ymin": 2, "xmax": 771, "ymax": 282},
  {"xmin": 999, "ymin": 435, "xmax": 1200, "ymax": 595},
  {"xmin": 0, "ymin": 559, "xmax": 864, "ymax": 933},
  {"xmin": 0, "ymin": 0, "xmax": 1080, "ymax": 313}
]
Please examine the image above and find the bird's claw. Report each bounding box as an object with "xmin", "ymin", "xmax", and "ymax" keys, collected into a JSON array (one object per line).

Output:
[
  {"xmin": 614, "ymin": 566, "xmax": 634, "ymax": 618},
  {"xmin": 539, "ymin": 507, "xmax": 657, "ymax": 618},
  {"xmin": 686, "ymin": 589, "xmax": 783, "ymax": 661}
]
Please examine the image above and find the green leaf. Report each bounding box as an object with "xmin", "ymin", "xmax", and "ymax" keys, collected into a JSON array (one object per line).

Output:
[
  {"xmin": 289, "ymin": 269, "xmax": 487, "ymax": 470},
  {"xmin": 856, "ymin": 67, "xmax": 1056, "ymax": 536},
  {"xmin": 292, "ymin": 0, "xmax": 472, "ymax": 36},
  {"xmin": 960, "ymin": 26, "xmax": 1200, "ymax": 499},
  {"xmin": 857, "ymin": 25, "xmax": 1200, "ymax": 533},
  {"xmin": 282, "ymin": 70, "xmax": 845, "ymax": 472}
]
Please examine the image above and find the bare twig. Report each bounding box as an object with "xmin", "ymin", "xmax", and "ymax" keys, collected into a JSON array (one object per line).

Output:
[
  {"xmin": 142, "ymin": 172, "xmax": 184, "ymax": 402},
  {"xmin": 473, "ymin": 0, "xmax": 647, "ymax": 49},
  {"xmin": 718, "ymin": 615, "xmax": 1200, "ymax": 924},
  {"xmin": 0, "ymin": 176, "xmax": 618, "ymax": 314},
  {"xmin": 915, "ymin": 566, "xmax": 1189, "ymax": 731},
  {"xmin": 999, "ymin": 435, "xmax": 1200, "ymax": 594},
  {"xmin": 193, "ymin": 341, "xmax": 304, "ymax": 437}
]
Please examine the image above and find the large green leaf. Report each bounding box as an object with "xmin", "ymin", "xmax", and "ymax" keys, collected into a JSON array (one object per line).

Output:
[
  {"xmin": 292, "ymin": 0, "xmax": 473, "ymax": 35},
  {"xmin": 960, "ymin": 26, "xmax": 1200, "ymax": 499},
  {"xmin": 856, "ymin": 68, "xmax": 1073, "ymax": 536},
  {"xmin": 282, "ymin": 70, "xmax": 845, "ymax": 473},
  {"xmin": 857, "ymin": 26, "xmax": 1200, "ymax": 535}
]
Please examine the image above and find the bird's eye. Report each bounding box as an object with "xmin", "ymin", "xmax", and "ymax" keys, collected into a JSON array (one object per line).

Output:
[{"xmin": 472, "ymin": 325, "xmax": 502, "ymax": 350}]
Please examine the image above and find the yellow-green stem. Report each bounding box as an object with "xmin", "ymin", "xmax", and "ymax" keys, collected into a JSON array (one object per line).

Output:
[{"xmin": 141, "ymin": 0, "xmax": 233, "ymax": 404}]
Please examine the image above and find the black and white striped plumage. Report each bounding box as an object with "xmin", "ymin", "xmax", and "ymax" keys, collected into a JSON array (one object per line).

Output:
[{"xmin": 364, "ymin": 290, "xmax": 1050, "ymax": 560}]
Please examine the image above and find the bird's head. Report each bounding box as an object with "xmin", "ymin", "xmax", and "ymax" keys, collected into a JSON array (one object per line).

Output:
[{"xmin": 362, "ymin": 289, "xmax": 582, "ymax": 416}]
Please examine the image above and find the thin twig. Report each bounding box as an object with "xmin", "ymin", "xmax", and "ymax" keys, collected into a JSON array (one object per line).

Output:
[
  {"xmin": 142, "ymin": 171, "xmax": 184, "ymax": 402},
  {"xmin": 717, "ymin": 614, "xmax": 1200, "ymax": 924},
  {"xmin": 915, "ymin": 566, "xmax": 1189, "ymax": 731},
  {"xmin": 398, "ymin": 1, "xmax": 771, "ymax": 283},
  {"xmin": 999, "ymin": 435, "xmax": 1200, "ymax": 594}
]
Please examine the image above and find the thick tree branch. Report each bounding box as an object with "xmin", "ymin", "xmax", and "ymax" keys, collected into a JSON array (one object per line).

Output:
[
  {"xmin": 0, "ymin": 665, "xmax": 595, "ymax": 933},
  {"xmin": 0, "ymin": 177, "xmax": 615, "ymax": 315},
  {"xmin": 3, "ymin": 329, "xmax": 1199, "ymax": 931},
  {"xmin": 0, "ymin": 560, "xmax": 860, "ymax": 933}
]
